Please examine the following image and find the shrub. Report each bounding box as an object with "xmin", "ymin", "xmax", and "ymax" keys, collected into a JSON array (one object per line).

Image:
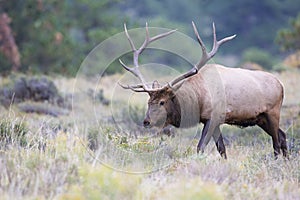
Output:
[
  {"xmin": 242, "ymin": 47, "xmax": 275, "ymax": 70},
  {"xmin": 129, "ymin": 105, "xmax": 146, "ymax": 126},
  {"xmin": 0, "ymin": 118, "xmax": 28, "ymax": 148},
  {"xmin": 272, "ymin": 63, "xmax": 286, "ymax": 72},
  {"xmin": 283, "ymin": 51, "xmax": 300, "ymax": 69},
  {"xmin": 0, "ymin": 75, "xmax": 68, "ymax": 109},
  {"xmin": 87, "ymin": 88, "xmax": 109, "ymax": 106},
  {"xmin": 59, "ymin": 165, "xmax": 141, "ymax": 200},
  {"xmin": 276, "ymin": 13, "xmax": 300, "ymax": 52},
  {"xmin": 87, "ymin": 127, "xmax": 100, "ymax": 151}
]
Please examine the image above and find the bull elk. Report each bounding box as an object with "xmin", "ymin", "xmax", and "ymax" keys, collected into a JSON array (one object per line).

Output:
[{"xmin": 119, "ymin": 22, "xmax": 287, "ymax": 159}]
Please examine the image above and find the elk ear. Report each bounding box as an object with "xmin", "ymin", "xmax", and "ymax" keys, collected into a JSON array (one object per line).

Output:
[{"xmin": 152, "ymin": 80, "xmax": 161, "ymax": 89}]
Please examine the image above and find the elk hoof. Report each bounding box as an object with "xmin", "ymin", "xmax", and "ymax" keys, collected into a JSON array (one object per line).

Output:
[
  {"xmin": 197, "ymin": 146, "xmax": 204, "ymax": 154},
  {"xmin": 221, "ymin": 152, "xmax": 227, "ymax": 159}
]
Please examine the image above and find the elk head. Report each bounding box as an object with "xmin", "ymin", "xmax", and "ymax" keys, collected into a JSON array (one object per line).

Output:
[
  {"xmin": 142, "ymin": 81, "xmax": 181, "ymax": 128},
  {"xmin": 119, "ymin": 22, "xmax": 236, "ymax": 129}
]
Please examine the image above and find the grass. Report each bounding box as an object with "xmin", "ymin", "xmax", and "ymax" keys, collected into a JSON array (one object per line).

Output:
[{"xmin": 0, "ymin": 70, "xmax": 299, "ymax": 199}]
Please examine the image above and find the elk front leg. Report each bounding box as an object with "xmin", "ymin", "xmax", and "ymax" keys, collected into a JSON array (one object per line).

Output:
[
  {"xmin": 197, "ymin": 119, "xmax": 219, "ymax": 154},
  {"xmin": 197, "ymin": 119, "xmax": 211, "ymax": 153},
  {"xmin": 213, "ymin": 126, "xmax": 227, "ymax": 159}
]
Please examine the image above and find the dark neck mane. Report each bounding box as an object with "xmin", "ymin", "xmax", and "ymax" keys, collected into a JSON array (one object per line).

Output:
[
  {"xmin": 168, "ymin": 95, "xmax": 181, "ymax": 127},
  {"xmin": 169, "ymin": 81, "xmax": 202, "ymax": 128}
]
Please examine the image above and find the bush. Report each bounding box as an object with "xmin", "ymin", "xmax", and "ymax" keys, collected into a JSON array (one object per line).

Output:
[
  {"xmin": 242, "ymin": 47, "xmax": 275, "ymax": 70},
  {"xmin": 276, "ymin": 13, "xmax": 300, "ymax": 52},
  {"xmin": 59, "ymin": 165, "xmax": 141, "ymax": 200},
  {"xmin": 0, "ymin": 118, "xmax": 28, "ymax": 148},
  {"xmin": 87, "ymin": 88, "xmax": 109, "ymax": 106},
  {"xmin": 272, "ymin": 63, "xmax": 286, "ymax": 72},
  {"xmin": 0, "ymin": 75, "xmax": 66, "ymax": 107},
  {"xmin": 283, "ymin": 51, "xmax": 300, "ymax": 69}
]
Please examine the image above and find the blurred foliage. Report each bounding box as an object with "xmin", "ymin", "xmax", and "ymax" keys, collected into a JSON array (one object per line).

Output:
[
  {"xmin": 87, "ymin": 88, "xmax": 110, "ymax": 105},
  {"xmin": 129, "ymin": 104, "xmax": 146, "ymax": 126},
  {"xmin": 283, "ymin": 51, "xmax": 300, "ymax": 69},
  {"xmin": 0, "ymin": 0, "xmax": 121, "ymax": 75},
  {"xmin": 60, "ymin": 165, "xmax": 141, "ymax": 200},
  {"xmin": 145, "ymin": 177, "xmax": 224, "ymax": 200},
  {"xmin": 277, "ymin": 13, "xmax": 300, "ymax": 52},
  {"xmin": 0, "ymin": 0, "xmax": 300, "ymax": 75},
  {"xmin": 242, "ymin": 47, "xmax": 275, "ymax": 70},
  {"xmin": 120, "ymin": 0, "xmax": 300, "ymax": 54}
]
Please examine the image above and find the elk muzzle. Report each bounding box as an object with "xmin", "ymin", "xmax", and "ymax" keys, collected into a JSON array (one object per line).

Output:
[{"xmin": 143, "ymin": 117, "xmax": 151, "ymax": 128}]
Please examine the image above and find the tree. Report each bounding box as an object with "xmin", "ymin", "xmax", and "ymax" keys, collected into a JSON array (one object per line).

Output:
[
  {"xmin": 276, "ymin": 13, "xmax": 300, "ymax": 52},
  {"xmin": 120, "ymin": 0, "xmax": 300, "ymax": 54},
  {"xmin": 0, "ymin": 13, "xmax": 20, "ymax": 72},
  {"xmin": 0, "ymin": 0, "xmax": 121, "ymax": 75}
]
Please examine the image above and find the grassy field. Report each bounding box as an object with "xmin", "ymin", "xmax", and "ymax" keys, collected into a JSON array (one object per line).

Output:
[{"xmin": 0, "ymin": 69, "xmax": 299, "ymax": 200}]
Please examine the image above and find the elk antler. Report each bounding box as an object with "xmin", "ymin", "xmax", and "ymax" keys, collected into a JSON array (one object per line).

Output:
[
  {"xmin": 168, "ymin": 22, "xmax": 236, "ymax": 87},
  {"xmin": 119, "ymin": 23, "xmax": 176, "ymax": 92}
]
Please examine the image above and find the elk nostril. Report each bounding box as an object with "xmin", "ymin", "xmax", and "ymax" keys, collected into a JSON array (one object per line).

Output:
[{"xmin": 143, "ymin": 120, "xmax": 150, "ymax": 127}]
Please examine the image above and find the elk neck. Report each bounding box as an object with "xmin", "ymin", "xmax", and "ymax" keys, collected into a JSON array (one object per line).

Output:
[{"xmin": 169, "ymin": 74, "xmax": 210, "ymax": 128}]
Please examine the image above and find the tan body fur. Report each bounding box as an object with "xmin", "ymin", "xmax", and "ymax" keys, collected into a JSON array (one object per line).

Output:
[
  {"xmin": 187, "ymin": 64, "xmax": 284, "ymax": 126},
  {"xmin": 120, "ymin": 22, "xmax": 287, "ymax": 158},
  {"xmin": 146, "ymin": 64, "xmax": 287, "ymax": 158}
]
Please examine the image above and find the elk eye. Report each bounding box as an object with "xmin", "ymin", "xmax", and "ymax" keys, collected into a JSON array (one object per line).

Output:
[{"xmin": 159, "ymin": 101, "xmax": 165, "ymax": 106}]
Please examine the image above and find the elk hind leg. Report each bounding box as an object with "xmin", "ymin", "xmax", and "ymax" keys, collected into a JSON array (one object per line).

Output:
[
  {"xmin": 279, "ymin": 128, "xmax": 288, "ymax": 157},
  {"xmin": 257, "ymin": 113, "xmax": 281, "ymax": 158}
]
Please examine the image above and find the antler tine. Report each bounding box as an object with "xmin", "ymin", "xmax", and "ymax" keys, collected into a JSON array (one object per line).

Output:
[
  {"xmin": 138, "ymin": 23, "xmax": 177, "ymax": 55},
  {"xmin": 208, "ymin": 23, "xmax": 237, "ymax": 60},
  {"xmin": 148, "ymin": 29, "xmax": 177, "ymax": 43},
  {"xmin": 118, "ymin": 82, "xmax": 147, "ymax": 92},
  {"xmin": 120, "ymin": 23, "xmax": 148, "ymax": 90},
  {"xmin": 195, "ymin": 22, "xmax": 236, "ymax": 69},
  {"xmin": 119, "ymin": 22, "xmax": 176, "ymax": 92},
  {"xmin": 119, "ymin": 59, "xmax": 142, "ymax": 79},
  {"xmin": 192, "ymin": 21, "xmax": 207, "ymax": 59},
  {"xmin": 124, "ymin": 23, "xmax": 136, "ymax": 51},
  {"xmin": 169, "ymin": 22, "xmax": 236, "ymax": 87},
  {"xmin": 119, "ymin": 58, "xmax": 148, "ymax": 92}
]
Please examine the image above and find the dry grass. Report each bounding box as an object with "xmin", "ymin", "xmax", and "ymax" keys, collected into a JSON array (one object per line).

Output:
[{"xmin": 0, "ymin": 69, "xmax": 299, "ymax": 199}]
